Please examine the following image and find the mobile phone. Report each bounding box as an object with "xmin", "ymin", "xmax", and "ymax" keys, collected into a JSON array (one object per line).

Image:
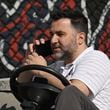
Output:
[{"xmin": 34, "ymin": 40, "xmax": 53, "ymax": 57}]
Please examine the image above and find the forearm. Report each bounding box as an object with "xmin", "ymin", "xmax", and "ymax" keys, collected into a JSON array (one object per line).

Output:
[
  {"xmin": 17, "ymin": 71, "xmax": 33, "ymax": 83},
  {"xmin": 42, "ymin": 72, "xmax": 65, "ymax": 90},
  {"xmin": 17, "ymin": 69, "xmax": 65, "ymax": 90}
]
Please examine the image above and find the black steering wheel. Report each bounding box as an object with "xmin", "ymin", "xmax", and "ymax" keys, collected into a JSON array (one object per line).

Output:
[{"xmin": 10, "ymin": 64, "xmax": 70, "ymax": 110}]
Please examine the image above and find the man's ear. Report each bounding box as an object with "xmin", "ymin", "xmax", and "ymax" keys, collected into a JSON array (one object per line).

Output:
[{"xmin": 77, "ymin": 32, "xmax": 86, "ymax": 45}]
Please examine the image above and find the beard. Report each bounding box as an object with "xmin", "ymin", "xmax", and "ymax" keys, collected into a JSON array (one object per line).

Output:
[
  {"xmin": 52, "ymin": 40, "xmax": 78, "ymax": 61},
  {"xmin": 53, "ymin": 50, "xmax": 71, "ymax": 61}
]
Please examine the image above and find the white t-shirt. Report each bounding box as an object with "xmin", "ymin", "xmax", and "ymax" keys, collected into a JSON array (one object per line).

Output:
[{"xmin": 50, "ymin": 46, "xmax": 110, "ymax": 110}]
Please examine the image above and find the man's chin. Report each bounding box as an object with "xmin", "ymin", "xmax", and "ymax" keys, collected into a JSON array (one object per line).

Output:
[{"xmin": 53, "ymin": 52, "xmax": 64, "ymax": 60}]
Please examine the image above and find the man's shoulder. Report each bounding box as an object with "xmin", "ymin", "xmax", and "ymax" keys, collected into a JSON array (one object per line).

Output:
[
  {"xmin": 96, "ymin": 50, "xmax": 108, "ymax": 59},
  {"xmin": 85, "ymin": 48, "xmax": 109, "ymax": 60},
  {"xmin": 80, "ymin": 49, "xmax": 110, "ymax": 67}
]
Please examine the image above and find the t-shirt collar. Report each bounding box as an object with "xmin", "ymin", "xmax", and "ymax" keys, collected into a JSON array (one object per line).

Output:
[{"xmin": 64, "ymin": 46, "xmax": 94, "ymax": 67}]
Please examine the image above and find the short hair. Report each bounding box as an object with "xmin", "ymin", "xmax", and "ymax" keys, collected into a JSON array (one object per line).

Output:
[{"xmin": 50, "ymin": 9, "xmax": 88, "ymax": 43}]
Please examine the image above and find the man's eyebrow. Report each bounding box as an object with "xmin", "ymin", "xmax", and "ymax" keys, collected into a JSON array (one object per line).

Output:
[
  {"xmin": 50, "ymin": 31, "xmax": 65, "ymax": 34},
  {"xmin": 56, "ymin": 31, "xmax": 66, "ymax": 34}
]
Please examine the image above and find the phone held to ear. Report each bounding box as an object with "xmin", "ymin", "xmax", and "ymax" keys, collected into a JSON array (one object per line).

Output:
[{"xmin": 34, "ymin": 40, "xmax": 53, "ymax": 57}]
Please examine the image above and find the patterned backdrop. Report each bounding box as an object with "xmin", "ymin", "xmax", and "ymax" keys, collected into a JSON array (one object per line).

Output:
[{"xmin": 0, "ymin": 0, "xmax": 110, "ymax": 78}]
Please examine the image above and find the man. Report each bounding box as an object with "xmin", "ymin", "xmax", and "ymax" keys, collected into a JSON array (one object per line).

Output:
[{"xmin": 19, "ymin": 9, "xmax": 110, "ymax": 110}]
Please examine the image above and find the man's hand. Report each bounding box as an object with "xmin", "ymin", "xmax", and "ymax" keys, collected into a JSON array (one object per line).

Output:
[
  {"xmin": 18, "ymin": 39, "xmax": 47, "ymax": 82},
  {"xmin": 29, "ymin": 38, "xmax": 45, "ymax": 53},
  {"xmin": 25, "ymin": 52, "xmax": 47, "ymax": 66}
]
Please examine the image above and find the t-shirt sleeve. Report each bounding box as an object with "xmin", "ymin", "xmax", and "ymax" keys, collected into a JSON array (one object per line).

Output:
[{"xmin": 71, "ymin": 51, "xmax": 110, "ymax": 96}]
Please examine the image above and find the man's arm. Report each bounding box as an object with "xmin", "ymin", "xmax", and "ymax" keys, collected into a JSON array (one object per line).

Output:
[
  {"xmin": 18, "ymin": 52, "xmax": 65, "ymax": 89},
  {"xmin": 70, "ymin": 79, "xmax": 92, "ymax": 96},
  {"xmin": 17, "ymin": 71, "xmax": 33, "ymax": 83},
  {"xmin": 18, "ymin": 69, "xmax": 65, "ymax": 90}
]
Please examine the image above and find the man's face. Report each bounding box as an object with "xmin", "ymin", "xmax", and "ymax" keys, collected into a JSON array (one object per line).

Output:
[{"xmin": 50, "ymin": 18, "xmax": 79, "ymax": 60}]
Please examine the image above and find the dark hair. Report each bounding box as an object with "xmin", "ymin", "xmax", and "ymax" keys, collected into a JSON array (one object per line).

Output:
[{"xmin": 51, "ymin": 9, "xmax": 88, "ymax": 44}]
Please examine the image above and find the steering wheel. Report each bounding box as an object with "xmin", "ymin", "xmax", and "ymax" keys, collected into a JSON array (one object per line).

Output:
[{"xmin": 10, "ymin": 64, "xmax": 70, "ymax": 110}]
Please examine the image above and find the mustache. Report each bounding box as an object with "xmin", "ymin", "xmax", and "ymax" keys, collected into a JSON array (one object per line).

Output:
[{"xmin": 51, "ymin": 43, "xmax": 60, "ymax": 49}]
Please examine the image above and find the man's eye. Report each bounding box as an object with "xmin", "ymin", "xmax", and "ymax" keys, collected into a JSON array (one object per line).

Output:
[
  {"xmin": 57, "ymin": 33, "xmax": 64, "ymax": 37},
  {"xmin": 50, "ymin": 32, "xmax": 54, "ymax": 36}
]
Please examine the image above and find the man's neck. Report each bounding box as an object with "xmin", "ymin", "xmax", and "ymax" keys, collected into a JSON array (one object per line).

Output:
[{"xmin": 64, "ymin": 45, "xmax": 88, "ymax": 65}]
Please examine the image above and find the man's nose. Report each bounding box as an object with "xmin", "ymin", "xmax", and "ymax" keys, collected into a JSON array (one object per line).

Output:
[{"xmin": 51, "ymin": 34, "xmax": 59, "ymax": 43}]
